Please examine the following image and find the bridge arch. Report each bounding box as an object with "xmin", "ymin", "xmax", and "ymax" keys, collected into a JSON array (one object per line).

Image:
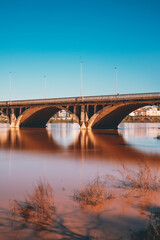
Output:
[
  {"xmin": 88, "ymin": 103, "xmax": 147, "ymax": 129},
  {"xmin": 16, "ymin": 105, "xmax": 78, "ymax": 128}
]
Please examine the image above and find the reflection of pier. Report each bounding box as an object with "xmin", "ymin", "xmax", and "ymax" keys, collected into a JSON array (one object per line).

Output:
[
  {"xmin": 0, "ymin": 128, "xmax": 61, "ymax": 152},
  {"xmin": 70, "ymin": 130, "xmax": 160, "ymax": 164},
  {"xmin": 0, "ymin": 127, "xmax": 160, "ymax": 164}
]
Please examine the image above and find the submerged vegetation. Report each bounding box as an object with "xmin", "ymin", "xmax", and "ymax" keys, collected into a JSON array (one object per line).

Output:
[
  {"xmin": 9, "ymin": 179, "xmax": 102, "ymax": 239},
  {"xmin": 118, "ymin": 164, "xmax": 160, "ymax": 191},
  {"xmin": 10, "ymin": 179, "xmax": 55, "ymax": 228},
  {"xmin": 73, "ymin": 176, "xmax": 114, "ymax": 208},
  {"xmin": 73, "ymin": 164, "xmax": 160, "ymax": 210},
  {"xmin": 8, "ymin": 164, "xmax": 160, "ymax": 239}
]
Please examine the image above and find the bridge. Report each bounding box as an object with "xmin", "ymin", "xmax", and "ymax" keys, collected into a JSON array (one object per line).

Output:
[{"xmin": 0, "ymin": 92, "xmax": 160, "ymax": 129}]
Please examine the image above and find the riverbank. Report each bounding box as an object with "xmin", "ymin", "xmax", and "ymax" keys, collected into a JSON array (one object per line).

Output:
[
  {"xmin": 122, "ymin": 116, "xmax": 160, "ymax": 123},
  {"xmin": 49, "ymin": 118, "xmax": 77, "ymax": 123}
]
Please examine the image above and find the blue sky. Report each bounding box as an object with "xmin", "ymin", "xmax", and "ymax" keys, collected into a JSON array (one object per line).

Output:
[{"xmin": 0, "ymin": 0, "xmax": 160, "ymax": 100}]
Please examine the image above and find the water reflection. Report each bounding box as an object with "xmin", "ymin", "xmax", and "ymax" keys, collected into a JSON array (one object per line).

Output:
[
  {"xmin": 48, "ymin": 123, "xmax": 80, "ymax": 147},
  {"xmin": 0, "ymin": 128, "xmax": 61, "ymax": 152},
  {"xmin": 119, "ymin": 123, "xmax": 160, "ymax": 153},
  {"xmin": 0, "ymin": 124, "xmax": 160, "ymax": 164},
  {"xmin": 1, "ymin": 123, "xmax": 160, "ymax": 240}
]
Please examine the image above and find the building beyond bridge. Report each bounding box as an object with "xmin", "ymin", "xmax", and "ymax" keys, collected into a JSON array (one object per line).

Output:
[
  {"xmin": 129, "ymin": 106, "xmax": 160, "ymax": 117},
  {"xmin": 0, "ymin": 92, "xmax": 160, "ymax": 129}
]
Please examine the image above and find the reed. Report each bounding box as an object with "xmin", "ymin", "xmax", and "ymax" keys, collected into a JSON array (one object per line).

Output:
[
  {"xmin": 131, "ymin": 208, "xmax": 160, "ymax": 240},
  {"xmin": 10, "ymin": 179, "xmax": 55, "ymax": 227},
  {"xmin": 131, "ymin": 225, "xmax": 160, "ymax": 240},
  {"xmin": 119, "ymin": 164, "xmax": 160, "ymax": 191},
  {"xmin": 73, "ymin": 176, "xmax": 113, "ymax": 207}
]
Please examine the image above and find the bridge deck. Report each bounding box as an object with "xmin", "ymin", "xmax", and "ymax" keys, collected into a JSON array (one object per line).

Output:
[{"xmin": 0, "ymin": 92, "xmax": 160, "ymax": 107}]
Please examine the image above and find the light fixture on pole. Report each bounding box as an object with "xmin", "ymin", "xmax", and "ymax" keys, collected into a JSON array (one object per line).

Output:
[
  {"xmin": 80, "ymin": 61, "xmax": 83, "ymax": 96},
  {"xmin": 9, "ymin": 72, "xmax": 12, "ymax": 101},
  {"xmin": 115, "ymin": 67, "xmax": 117, "ymax": 95},
  {"xmin": 44, "ymin": 75, "xmax": 47, "ymax": 98}
]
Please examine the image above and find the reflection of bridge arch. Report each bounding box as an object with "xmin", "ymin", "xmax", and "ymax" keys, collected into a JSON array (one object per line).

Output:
[
  {"xmin": 0, "ymin": 126, "xmax": 160, "ymax": 164},
  {"xmin": 67, "ymin": 129, "xmax": 160, "ymax": 165},
  {"xmin": 0, "ymin": 128, "xmax": 61, "ymax": 151}
]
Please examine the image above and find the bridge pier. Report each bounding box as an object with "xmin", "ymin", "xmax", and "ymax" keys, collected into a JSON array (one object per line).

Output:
[
  {"xmin": 85, "ymin": 105, "xmax": 89, "ymax": 127},
  {"xmin": 10, "ymin": 109, "xmax": 17, "ymax": 128},
  {"xmin": 80, "ymin": 105, "xmax": 86, "ymax": 130}
]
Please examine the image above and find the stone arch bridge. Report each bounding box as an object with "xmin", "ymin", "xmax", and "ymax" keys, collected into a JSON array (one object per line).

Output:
[{"xmin": 0, "ymin": 92, "xmax": 160, "ymax": 129}]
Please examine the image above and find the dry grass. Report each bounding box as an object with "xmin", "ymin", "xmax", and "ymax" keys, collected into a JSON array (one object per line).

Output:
[
  {"xmin": 10, "ymin": 179, "xmax": 55, "ymax": 228},
  {"xmin": 131, "ymin": 224, "xmax": 160, "ymax": 240},
  {"xmin": 118, "ymin": 163, "xmax": 160, "ymax": 191},
  {"xmin": 73, "ymin": 176, "xmax": 113, "ymax": 207},
  {"xmin": 131, "ymin": 208, "xmax": 160, "ymax": 240}
]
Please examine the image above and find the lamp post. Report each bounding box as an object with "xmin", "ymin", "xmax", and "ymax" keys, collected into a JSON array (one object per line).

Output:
[
  {"xmin": 9, "ymin": 72, "xmax": 12, "ymax": 101},
  {"xmin": 44, "ymin": 75, "xmax": 47, "ymax": 98},
  {"xmin": 115, "ymin": 67, "xmax": 117, "ymax": 95},
  {"xmin": 80, "ymin": 61, "xmax": 83, "ymax": 96}
]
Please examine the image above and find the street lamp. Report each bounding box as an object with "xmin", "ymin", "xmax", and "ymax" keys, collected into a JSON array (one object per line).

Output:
[
  {"xmin": 9, "ymin": 72, "xmax": 12, "ymax": 101},
  {"xmin": 80, "ymin": 61, "xmax": 83, "ymax": 96},
  {"xmin": 115, "ymin": 67, "xmax": 117, "ymax": 95},
  {"xmin": 44, "ymin": 75, "xmax": 47, "ymax": 98}
]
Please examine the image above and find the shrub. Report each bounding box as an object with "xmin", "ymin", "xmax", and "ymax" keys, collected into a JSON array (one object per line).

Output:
[
  {"xmin": 118, "ymin": 164, "xmax": 160, "ymax": 191},
  {"xmin": 10, "ymin": 179, "xmax": 55, "ymax": 228},
  {"xmin": 73, "ymin": 176, "xmax": 113, "ymax": 207}
]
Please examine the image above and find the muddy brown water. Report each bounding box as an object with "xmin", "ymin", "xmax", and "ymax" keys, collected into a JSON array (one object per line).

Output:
[{"xmin": 0, "ymin": 123, "xmax": 160, "ymax": 240}]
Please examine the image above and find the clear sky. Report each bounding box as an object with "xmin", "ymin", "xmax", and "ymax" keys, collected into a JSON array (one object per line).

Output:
[{"xmin": 0, "ymin": 0, "xmax": 160, "ymax": 100}]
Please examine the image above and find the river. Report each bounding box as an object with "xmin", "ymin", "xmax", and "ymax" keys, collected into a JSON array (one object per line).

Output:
[{"xmin": 0, "ymin": 123, "xmax": 160, "ymax": 240}]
